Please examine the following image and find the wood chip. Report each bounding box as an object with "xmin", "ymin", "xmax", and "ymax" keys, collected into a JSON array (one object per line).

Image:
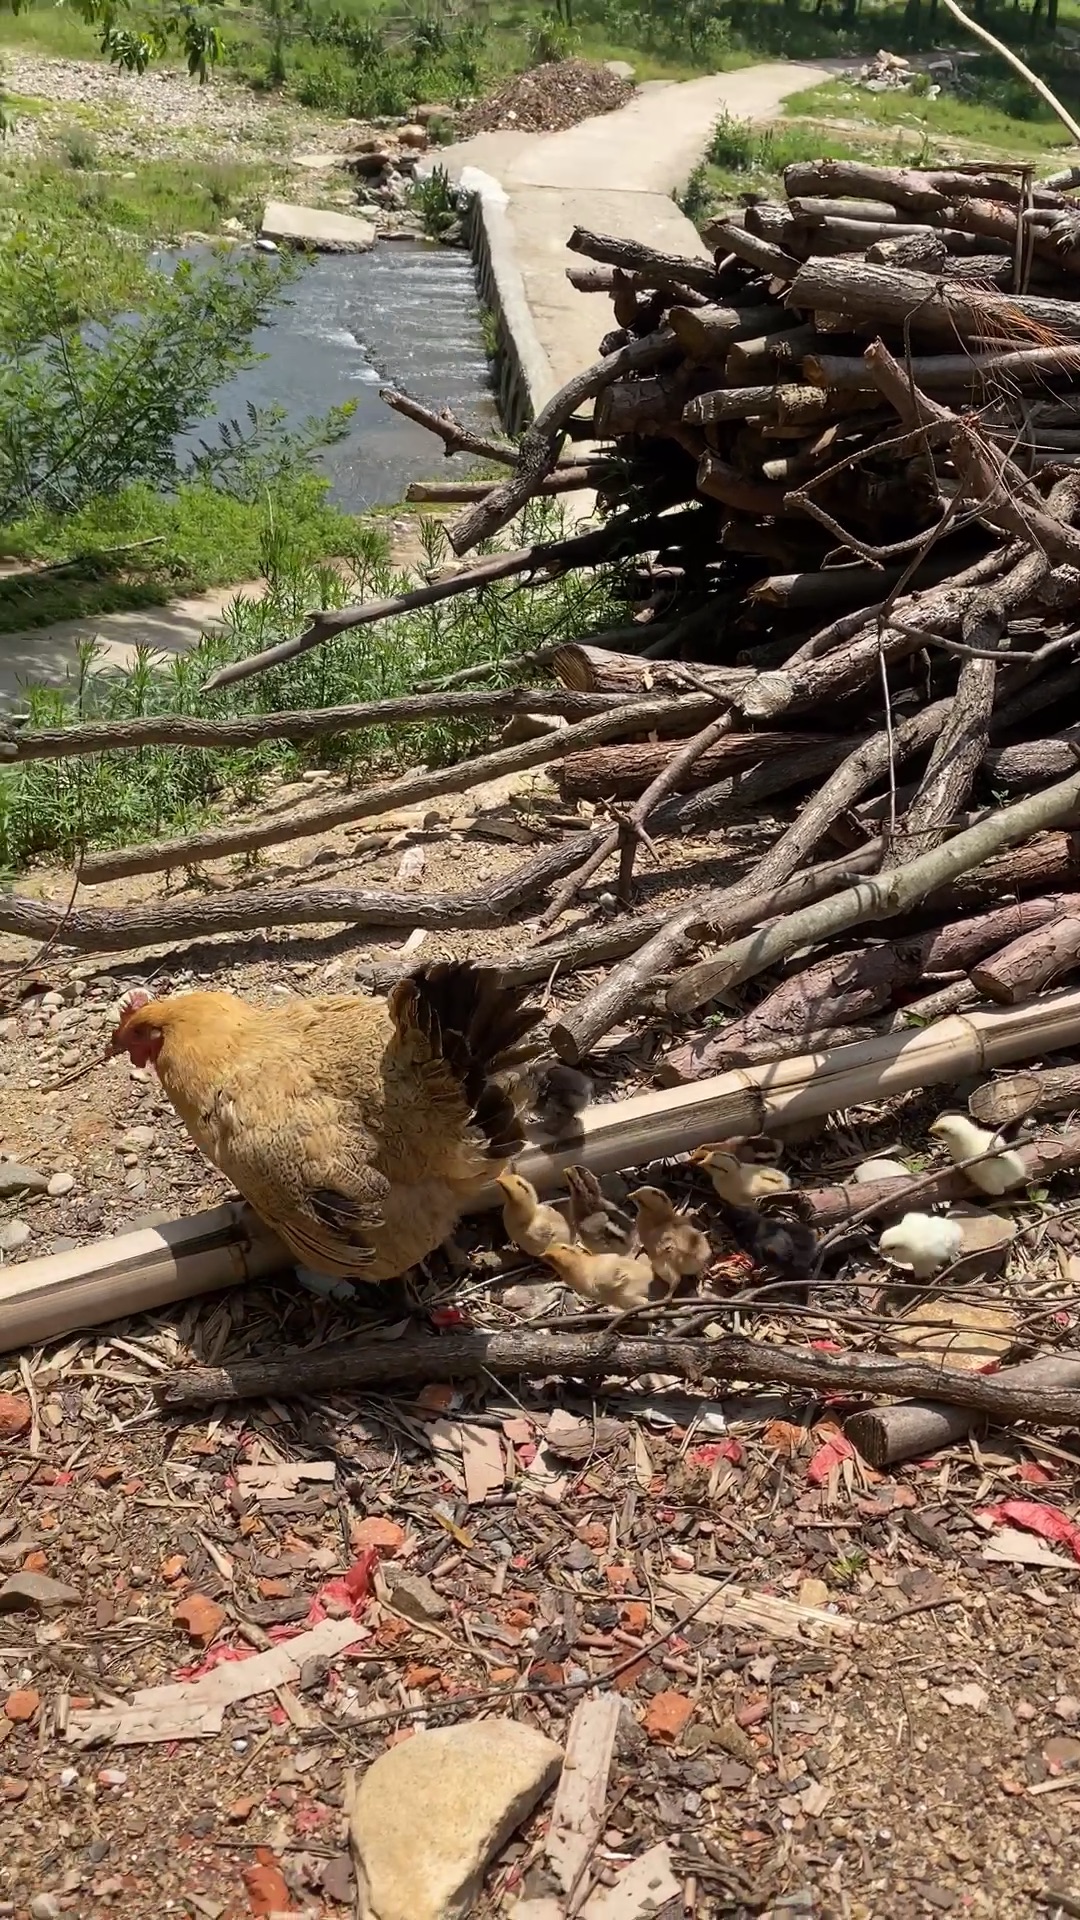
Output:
[{"xmin": 545, "ymin": 1694, "xmax": 622, "ymax": 1894}]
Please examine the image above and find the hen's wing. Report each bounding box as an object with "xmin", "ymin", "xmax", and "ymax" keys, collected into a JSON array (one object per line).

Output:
[{"xmin": 382, "ymin": 963, "xmax": 544, "ymax": 1187}]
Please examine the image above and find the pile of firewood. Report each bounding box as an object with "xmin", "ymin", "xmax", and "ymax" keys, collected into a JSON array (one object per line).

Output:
[{"xmin": 8, "ymin": 157, "xmax": 1080, "ymax": 1107}]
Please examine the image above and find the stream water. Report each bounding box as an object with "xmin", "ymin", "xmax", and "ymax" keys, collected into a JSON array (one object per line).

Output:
[{"xmin": 178, "ymin": 240, "xmax": 496, "ymax": 510}]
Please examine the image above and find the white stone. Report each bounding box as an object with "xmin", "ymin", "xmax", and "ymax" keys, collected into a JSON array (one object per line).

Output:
[
  {"xmin": 47, "ymin": 1172, "xmax": 75, "ymax": 1197},
  {"xmin": 350, "ymin": 1720, "xmax": 563, "ymax": 1920},
  {"xmin": 260, "ymin": 200, "xmax": 376, "ymax": 252}
]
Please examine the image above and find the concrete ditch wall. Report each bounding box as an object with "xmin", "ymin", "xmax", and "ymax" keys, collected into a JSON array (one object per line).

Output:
[{"xmin": 462, "ymin": 170, "xmax": 555, "ymax": 435}]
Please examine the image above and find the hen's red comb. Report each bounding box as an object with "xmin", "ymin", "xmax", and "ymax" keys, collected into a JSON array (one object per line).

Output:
[{"xmin": 116, "ymin": 988, "xmax": 152, "ymax": 1021}]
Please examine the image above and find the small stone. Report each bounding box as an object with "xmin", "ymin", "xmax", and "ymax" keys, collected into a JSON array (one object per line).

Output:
[
  {"xmin": 351, "ymin": 1516, "xmax": 405, "ymax": 1554},
  {"xmin": 0, "ymin": 1393, "xmax": 31, "ymax": 1439},
  {"xmin": 47, "ymin": 1173, "xmax": 75, "ymax": 1197},
  {"xmin": 160, "ymin": 1554, "xmax": 187, "ymax": 1582},
  {"xmin": 116, "ymin": 1126, "xmax": 155, "ymax": 1152},
  {"xmin": 349, "ymin": 1720, "xmax": 563, "ymax": 1920},
  {"xmin": 0, "ymin": 1570, "xmax": 80, "ymax": 1613},
  {"xmin": 385, "ymin": 1570, "xmax": 448, "ymax": 1623},
  {"xmin": 173, "ymin": 1592, "xmax": 226, "ymax": 1644},
  {"xmin": 0, "ymin": 1163, "xmax": 47, "ymax": 1197},
  {"xmin": 29, "ymin": 1895, "xmax": 62, "ymax": 1920},
  {"xmin": 228, "ymin": 1795, "xmax": 257, "ymax": 1821},
  {"xmin": 645, "ymin": 1691, "xmax": 695, "ymax": 1745},
  {"xmin": 0, "ymin": 1219, "xmax": 30, "ymax": 1252},
  {"xmin": 4, "ymin": 1689, "xmax": 40, "ymax": 1721}
]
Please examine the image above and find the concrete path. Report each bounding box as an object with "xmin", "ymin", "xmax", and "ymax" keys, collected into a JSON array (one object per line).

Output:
[
  {"xmin": 0, "ymin": 585, "xmax": 248, "ymax": 712},
  {"xmin": 439, "ymin": 60, "xmax": 837, "ymax": 396}
]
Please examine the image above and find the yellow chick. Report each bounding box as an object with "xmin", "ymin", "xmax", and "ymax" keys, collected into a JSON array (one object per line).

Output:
[
  {"xmin": 689, "ymin": 1145, "xmax": 792, "ymax": 1206},
  {"xmin": 878, "ymin": 1212, "xmax": 965, "ymax": 1278},
  {"xmin": 564, "ymin": 1164, "xmax": 636, "ymax": 1257},
  {"xmin": 928, "ymin": 1115, "xmax": 1028, "ymax": 1198},
  {"xmin": 629, "ymin": 1185, "xmax": 712, "ymax": 1289},
  {"xmin": 496, "ymin": 1171, "xmax": 572, "ymax": 1258},
  {"xmin": 542, "ymin": 1243, "xmax": 659, "ymax": 1312}
]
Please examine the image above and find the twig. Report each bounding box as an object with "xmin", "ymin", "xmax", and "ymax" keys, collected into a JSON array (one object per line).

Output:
[{"xmin": 937, "ymin": 0, "xmax": 1080, "ymax": 145}]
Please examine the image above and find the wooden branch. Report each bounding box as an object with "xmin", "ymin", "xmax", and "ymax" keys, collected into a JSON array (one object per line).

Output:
[
  {"xmin": 202, "ymin": 509, "xmax": 686, "ymax": 694},
  {"xmin": 565, "ymin": 227, "xmax": 724, "ymax": 298},
  {"xmin": 985, "ymin": 727, "xmax": 1080, "ymax": 788},
  {"xmin": 446, "ymin": 327, "xmax": 677, "ymax": 556},
  {"xmin": 549, "ymin": 844, "xmax": 885, "ymax": 1066},
  {"xmin": 696, "ymin": 454, "xmax": 788, "ymax": 516},
  {"xmin": 938, "ymin": 832, "xmax": 1080, "ymax": 910},
  {"xmin": 379, "ymin": 389, "xmax": 517, "ymax": 464},
  {"xmin": 668, "ymin": 303, "xmax": 797, "ymax": 360},
  {"xmin": 150, "ymin": 1326, "xmax": 1080, "ymax": 1425},
  {"xmin": 726, "ymin": 323, "xmax": 819, "ymax": 383},
  {"xmin": 541, "ymin": 709, "xmax": 738, "ymax": 925},
  {"xmin": 405, "ymin": 468, "xmax": 602, "ymax": 503},
  {"xmin": 845, "ymin": 1356, "xmax": 1080, "ymax": 1469},
  {"xmin": 805, "ymin": 345, "xmax": 1080, "ymax": 392},
  {"xmin": 551, "ymin": 646, "xmax": 751, "ymax": 701},
  {"xmin": 667, "ymin": 765, "xmax": 1080, "ymax": 1011},
  {"xmin": 10, "ymin": 689, "xmax": 632, "ymax": 768},
  {"xmin": 937, "ymin": 0, "xmax": 1080, "ymax": 146},
  {"xmin": 702, "ymin": 223, "xmax": 801, "ymax": 280},
  {"xmin": 797, "ymin": 1128, "xmax": 1080, "ymax": 1227},
  {"xmin": 79, "ymin": 690, "xmax": 722, "ymax": 885},
  {"xmin": 969, "ymin": 1062, "xmax": 1080, "ymax": 1128},
  {"xmin": 970, "ymin": 916, "xmax": 1080, "ymax": 1004},
  {"xmin": 782, "ymin": 160, "xmax": 953, "ymax": 217}
]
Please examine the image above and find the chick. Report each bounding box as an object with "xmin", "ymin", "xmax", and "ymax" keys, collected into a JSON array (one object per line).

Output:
[
  {"xmin": 928, "ymin": 1114, "xmax": 1028, "ymax": 1197},
  {"xmin": 719, "ymin": 1202, "xmax": 819, "ymax": 1287},
  {"xmin": 564, "ymin": 1164, "xmax": 636, "ymax": 1257},
  {"xmin": 878, "ymin": 1212, "xmax": 965, "ymax": 1278},
  {"xmin": 690, "ymin": 1145, "xmax": 792, "ymax": 1206},
  {"xmin": 530, "ymin": 1062, "xmax": 593, "ymax": 1139},
  {"xmin": 542, "ymin": 1243, "xmax": 660, "ymax": 1313},
  {"xmin": 496, "ymin": 1171, "xmax": 572, "ymax": 1258},
  {"xmin": 629, "ymin": 1185, "xmax": 712, "ymax": 1290}
]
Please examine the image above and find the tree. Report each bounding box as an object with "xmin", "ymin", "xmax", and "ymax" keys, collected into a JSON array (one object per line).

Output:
[{"xmin": 6, "ymin": 0, "xmax": 224, "ymax": 79}]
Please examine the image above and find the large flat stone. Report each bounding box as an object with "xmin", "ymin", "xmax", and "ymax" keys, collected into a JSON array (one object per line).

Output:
[
  {"xmin": 349, "ymin": 1719, "xmax": 563, "ymax": 1920},
  {"xmin": 260, "ymin": 200, "xmax": 376, "ymax": 252}
]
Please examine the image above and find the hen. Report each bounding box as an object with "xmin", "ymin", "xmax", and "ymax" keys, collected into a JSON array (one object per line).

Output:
[{"xmin": 108, "ymin": 965, "xmax": 543, "ymax": 1283}]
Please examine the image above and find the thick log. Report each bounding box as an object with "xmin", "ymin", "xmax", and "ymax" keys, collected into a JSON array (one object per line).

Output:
[
  {"xmin": 795, "ymin": 1128, "xmax": 1080, "ymax": 1229},
  {"xmin": 805, "ymin": 344, "xmax": 1080, "ymax": 392},
  {"xmin": 664, "ymin": 898, "xmax": 1080, "ymax": 1080},
  {"xmin": 554, "ymin": 731, "xmax": 831, "ymax": 803},
  {"xmin": 696, "ymin": 453, "xmax": 788, "ymax": 515},
  {"xmin": 938, "ymin": 832, "xmax": 1080, "ymax": 910},
  {"xmin": 782, "ymin": 160, "xmax": 953, "ymax": 216},
  {"xmin": 970, "ymin": 916, "xmax": 1080, "ymax": 1004},
  {"xmin": 594, "ymin": 374, "xmax": 687, "ymax": 438},
  {"xmin": 985, "ymin": 728, "xmax": 1080, "ymax": 788},
  {"xmin": 726, "ymin": 323, "xmax": 820, "ymax": 382},
  {"xmin": 790, "ymin": 258, "xmax": 1080, "ymax": 346},
  {"xmin": 551, "ymin": 646, "xmax": 751, "ymax": 701},
  {"xmin": 969, "ymin": 1063, "xmax": 1080, "ymax": 1128},
  {"xmin": 703, "ymin": 223, "xmax": 801, "ymax": 280},
  {"xmin": 685, "ymin": 383, "xmax": 876, "ymax": 429},
  {"xmin": 668, "ymin": 302, "xmax": 793, "ymax": 359},
  {"xmin": 845, "ymin": 1357, "xmax": 1080, "ymax": 1469},
  {"xmin": 566, "ymin": 226, "xmax": 725, "ymax": 297}
]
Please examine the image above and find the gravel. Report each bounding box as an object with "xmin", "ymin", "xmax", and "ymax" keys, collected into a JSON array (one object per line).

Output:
[{"xmin": 452, "ymin": 59, "xmax": 633, "ymax": 137}]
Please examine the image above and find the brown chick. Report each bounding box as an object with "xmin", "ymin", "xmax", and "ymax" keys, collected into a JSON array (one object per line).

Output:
[
  {"xmin": 690, "ymin": 1145, "xmax": 792, "ymax": 1206},
  {"xmin": 542, "ymin": 1243, "xmax": 659, "ymax": 1313},
  {"xmin": 564, "ymin": 1164, "xmax": 636, "ymax": 1257},
  {"xmin": 629, "ymin": 1185, "xmax": 711, "ymax": 1290},
  {"xmin": 107, "ymin": 965, "xmax": 543, "ymax": 1284},
  {"xmin": 496, "ymin": 1170, "xmax": 572, "ymax": 1257}
]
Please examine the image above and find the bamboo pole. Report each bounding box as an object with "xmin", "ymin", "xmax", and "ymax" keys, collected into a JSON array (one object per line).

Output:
[{"xmin": 8, "ymin": 990, "xmax": 1080, "ymax": 1354}]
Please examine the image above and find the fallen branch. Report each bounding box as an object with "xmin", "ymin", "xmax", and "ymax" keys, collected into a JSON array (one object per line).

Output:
[
  {"xmin": 201, "ymin": 506, "xmax": 698, "ymax": 694},
  {"xmin": 936, "ymin": 0, "xmax": 1080, "ymax": 146},
  {"xmin": 565, "ymin": 227, "xmax": 724, "ymax": 298},
  {"xmin": 379, "ymin": 389, "xmax": 518, "ymax": 464},
  {"xmin": 156, "ymin": 1328, "xmax": 1080, "ymax": 1425},
  {"xmin": 405, "ymin": 467, "xmax": 603, "ymax": 502},
  {"xmin": 969, "ymin": 1061, "xmax": 1080, "ymax": 1128},
  {"xmin": 796, "ymin": 1127, "xmax": 1080, "ymax": 1226},
  {"xmin": 79, "ymin": 689, "xmax": 722, "ymax": 884}
]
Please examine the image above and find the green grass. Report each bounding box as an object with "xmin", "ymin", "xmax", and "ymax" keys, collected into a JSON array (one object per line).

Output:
[
  {"xmin": 681, "ymin": 111, "xmax": 940, "ymax": 230},
  {"xmin": 785, "ymin": 76, "xmax": 1080, "ymax": 159},
  {"xmin": 0, "ymin": 152, "xmax": 276, "ymax": 243},
  {"xmin": 0, "ymin": 473, "xmax": 364, "ymax": 631},
  {"xmin": 0, "ymin": 498, "xmax": 619, "ymax": 870},
  {"xmin": 0, "ymin": 2, "xmax": 102, "ymax": 58}
]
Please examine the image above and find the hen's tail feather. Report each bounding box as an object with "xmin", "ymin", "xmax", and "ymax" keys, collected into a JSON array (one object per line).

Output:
[{"xmin": 389, "ymin": 962, "xmax": 545, "ymax": 1159}]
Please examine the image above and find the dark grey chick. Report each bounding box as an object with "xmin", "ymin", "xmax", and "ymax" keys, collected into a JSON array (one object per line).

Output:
[
  {"xmin": 530, "ymin": 1061, "xmax": 593, "ymax": 1139},
  {"xmin": 564, "ymin": 1164, "xmax": 636, "ymax": 1256},
  {"xmin": 719, "ymin": 1201, "xmax": 818, "ymax": 1295}
]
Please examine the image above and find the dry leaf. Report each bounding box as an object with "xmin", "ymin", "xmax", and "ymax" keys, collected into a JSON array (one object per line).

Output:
[
  {"xmin": 462, "ymin": 1426, "xmax": 505, "ymax": 1505},
  {"xmin": 941, "ymin": 1683, "xmax": 989, "ymax": 1712},
  {"xmin": 633, "ymin": 1428, "xmax": 654, "ymax": 1490}
]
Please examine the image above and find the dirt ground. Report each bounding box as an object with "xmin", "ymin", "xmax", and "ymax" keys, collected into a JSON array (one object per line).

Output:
[{"xmin": 3, "ymin": 769, "xmax": 1080, "ymax": 1920}]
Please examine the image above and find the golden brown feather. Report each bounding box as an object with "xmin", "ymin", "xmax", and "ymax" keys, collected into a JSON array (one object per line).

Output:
[
  {"xmin": 629, "ymin": 1185, "xmax": 711, "ymax": 1289},
  {"xmin": 107, "ymin": 965, "xmax": 543, "ymax": 1283},
  {"xmin": 542, "ymin": 1243, "xmax": 659, "ymax": 1313},
  {"xmin": 496, "ymin": 1170, "xmax": 572, "ymax": 1257}
]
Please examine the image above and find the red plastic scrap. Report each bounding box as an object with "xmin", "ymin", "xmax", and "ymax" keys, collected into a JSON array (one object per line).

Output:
[{"xmin": 978, "ymin": 1499, "xmax": 1080, "ymax": 1562}]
